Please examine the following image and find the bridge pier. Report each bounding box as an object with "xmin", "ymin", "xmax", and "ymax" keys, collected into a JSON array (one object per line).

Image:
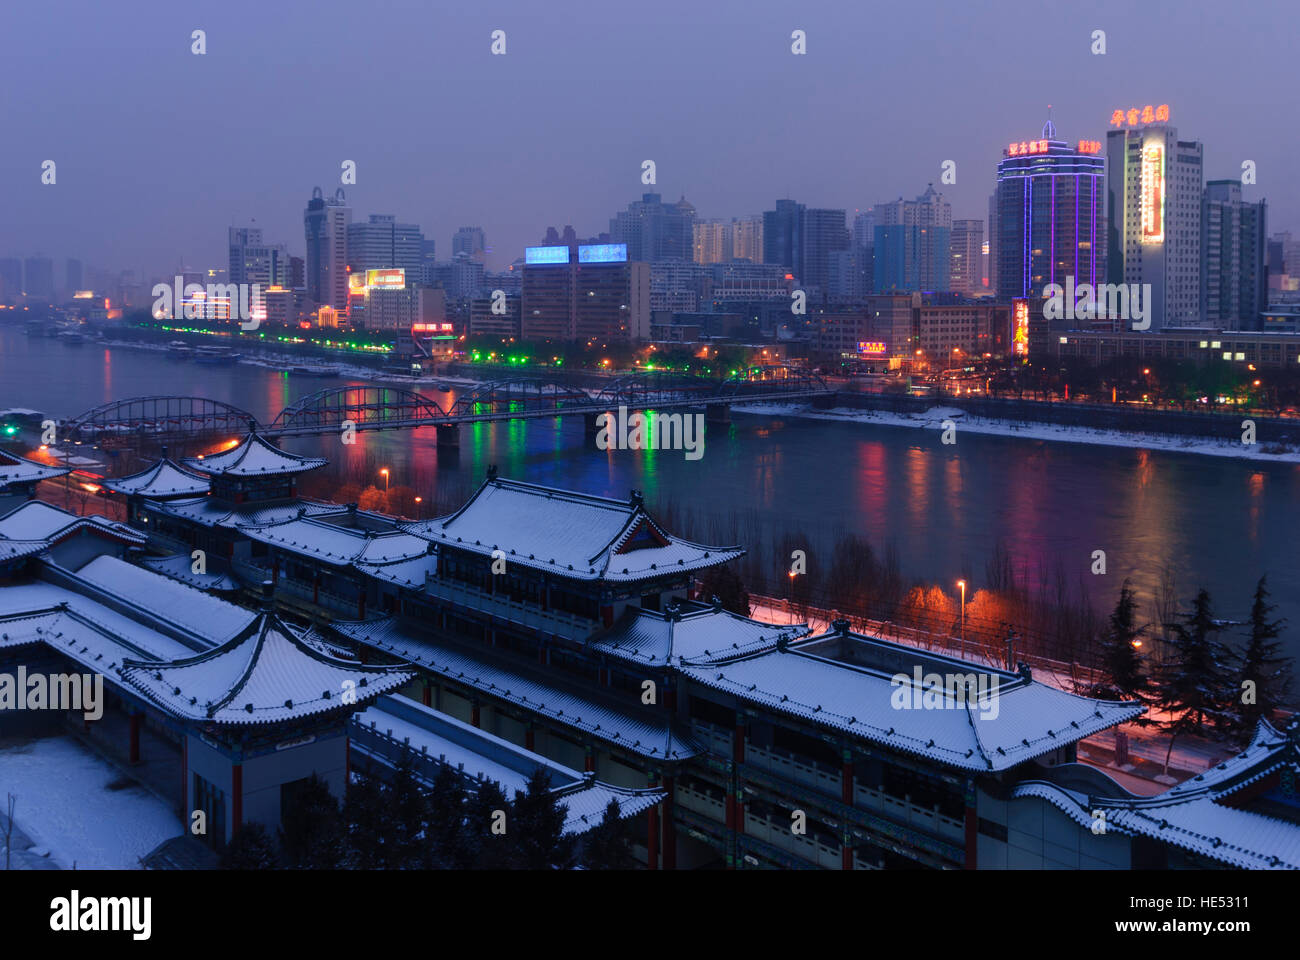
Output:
[
  {"xmin": 705, "ymin": 403, "xmax": 731, "ymax": 427},
  {"xmin": 436, "ymin": 424, "xmax": 460, "ymax": 451}
]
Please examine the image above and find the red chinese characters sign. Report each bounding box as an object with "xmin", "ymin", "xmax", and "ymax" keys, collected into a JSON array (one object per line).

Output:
[{"xmin": 1109, "ymin": 104, "xmax": 1170, "ymax": 127}]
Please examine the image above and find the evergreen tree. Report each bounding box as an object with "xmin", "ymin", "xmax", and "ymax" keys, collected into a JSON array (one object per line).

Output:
[
  {"xmin": 1154, "ymin": 589, "xmax": 1235, "ymax": 770},
  {"xmin": 511, "ymin": 767, "xmax": 575, "ymax": 870},
  {"xmin": 278, "ymin": 773, "xmax": 343, "ymax": 869},
  {"xmin": 220, "ymin": 822, "xmax": 278, "ymax": 870},
  {"xmin": 1096, "ymin": 579, "xmax": 1149, "ymax": 700},
  {"xmin": 466, "ymin": 780, "xmax": 517, "ymax": 869},
  {"xmin": 580, "ymin": 799, "xmax": 637, "ymax": 870},
  {"xmin": 426, "ymin": 765, "xmax": 471, "ymax": 869},
  {"xmin": 342, "ymin": 772, "xmax": 391, "ymax": 869},
  {"xmin": 1234, "ymin": 576, "xmax": 1293, "ymax": 733},
  {"xmin": 387, "ymin": 754, "xmax": 430, "ymax": 869},
  {"xmin": 697, "ymin": 564, "xmax": 749, "ymax": 616}
]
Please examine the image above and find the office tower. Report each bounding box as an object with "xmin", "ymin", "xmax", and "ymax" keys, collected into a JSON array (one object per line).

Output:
[
  {"xmin": 1105, "ymin": 108, "xmax": 1202, "ymax": 328},
  {"xmin": 828, "ymin": 248, "xmax": 872, "ymax": 299},
  {"xmin": 986, "ymin": 194, "xmax": 998, "ymax": 298},
  {"xmin": 693, "ymin": 220, "xmax": 732, "ymax": 264},
  {"xmin": 873, "ymin": 185, "xmax": 952, "ymax": 293},
  {"xmin": 732, "ymin": 215, "xmax": 764, "ymax": 262},
  {"xmin": 429, "ymin": 256, "xmax": 486, "ymax": 302},
  {"xmin": 992, "ymin": 119, "xmax": 1106, "ymax": 307},
  {"xmin": 228, "ymin": 227, "xmax": 290, "ymax": 288},
  {"xmin": 23, "ymin": 256, "xmax": 55, "ymax": 301},
  {"xmin": 650, "ymin": 262, "xmax": 710, "ymax": 311},
  {"xmin": 0, "ymin": 259, "xmax": 22, "ymax": 301},
  {"xmin": 65, "ymin": 259, "xmax": 83, "ymax": 296},
  {"xmin": 288, "ymin": 256, "xmax": 305, "ymax": 290},
  {"xmin": 763, "ymin": 199, "xmax": 804, "ymax": 273},
  {"xmin": 1202, "ymin": 180, "xmax": 1267, "ymax": 329},
  {"xmin": 452, "ymin": 227, "xmax": 486, "ymax": 261},
  {"xmin": 347, "ymin": 214, "xmax": 424, "ymax": 278},
  {"xmin": 520, "ymin": 243, "xmax": 649, "ymax": 341},
  {"xmin": 801, "ymin": 208, "xmax": 850, "ymax": 293},
  {"xmin": 852, "ymin": 210, "xmax": 876, "ymax": 251},
  {"xmin": 949, "ymin": 220, "xmax": 984, "ymax": 296},
  {"xmin": 610, "ymin": 193, "xmax": 695, "ymax": 262},
  {"xmin": 304, "ymin": 187, "xmax": 351, "ymax": 311}
]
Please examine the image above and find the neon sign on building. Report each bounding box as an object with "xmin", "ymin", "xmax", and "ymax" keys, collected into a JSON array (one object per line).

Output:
[
  {"xmin": 1140, "ymin": 144, "xmax": 1165, "ymax": 244},
  {"xmin": 1012, "ymin": 299, "xmax": 1029, "ymax": 359},
  {"xmin": 857, "ymin": 341, "xmax": 887, "ymax": 356},
  {"xmin": 1109, "ymin": 104, "xmax": 1170, "ymax": 127}
]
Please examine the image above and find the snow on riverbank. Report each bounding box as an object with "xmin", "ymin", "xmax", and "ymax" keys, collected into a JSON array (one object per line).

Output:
[
  {"xmin": 0, "ymin": 736, "xmax": 181, "ymax": 869},
  {"xmin": 730, "ymin": 402, "xmax": 1300, "ymax": 464}
]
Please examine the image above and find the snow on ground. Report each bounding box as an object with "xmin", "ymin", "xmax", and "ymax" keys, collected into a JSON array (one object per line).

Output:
[
  {"xmin": 731, "ymin": 402, "xmax": 1300, "ymax": 464},
  {"xmin": 0, "ymin": 736, "xmax": 182, "ymax": 869}
]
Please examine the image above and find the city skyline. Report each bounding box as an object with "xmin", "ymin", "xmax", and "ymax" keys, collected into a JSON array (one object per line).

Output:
[{"xmin": 1, "ymin": 0, "xmax": 1293, "ymax": 277}]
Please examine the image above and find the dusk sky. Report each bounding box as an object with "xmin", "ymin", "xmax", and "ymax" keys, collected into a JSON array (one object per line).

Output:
[{"xmin": 2, "ymin": 0, "xmax": 1294, "ymax": 276}]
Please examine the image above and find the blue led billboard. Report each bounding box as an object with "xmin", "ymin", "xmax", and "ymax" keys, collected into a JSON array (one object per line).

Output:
[
  {"xmin": 525, "ymin": 246, "xmax": 570, "ymax": 265},
  {"xmin": 577, "ymin": 243, "xmax": 628, "ymax": 263}
]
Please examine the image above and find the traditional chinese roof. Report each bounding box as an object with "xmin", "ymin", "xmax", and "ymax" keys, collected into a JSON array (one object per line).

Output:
[
  {"xmin": 145, "ymin": 497, "xmax": 337, "ymax": 530},
  {"xmin": 0, "ymin": 450, "xmax": 69, "ymax": 490},
  {"xmin": 120, "ymin": 612, "xmax": 415, "ymax": 725},
  {"xmin": 241, "ymin": 512, "xmax": 432, "ymax": 570},
  {"xmin": 181, "ymin": 432, "xmax": 326, "ymax": 479},
  {"xmin": 101, "ymin": 456, "xmax": 210, "ymax": 498},
  {"xmin": 406, "ymin": 476, "xmax": 742, "ymax": 583},
  {"xmin": 331, "ymin": 616, "xmax": 700, "ymax": 760},
  {"xmin": 139, "ymin": 553, "xmax": 242, "ymax": 592},
  {"xmin": 679, "ymin": 627, "xmax": 1144, "ymax": 773},
  {"xmin": 590, "ymin": 602, "xmax": 806, "ymax": 667},
  {"xmin": 0, "ymin": 499, "xmax": 145, "ymax": 549},
  {"xmin": 1011, "ymin": 720, "xmax": 1300, "ymax": 870}
]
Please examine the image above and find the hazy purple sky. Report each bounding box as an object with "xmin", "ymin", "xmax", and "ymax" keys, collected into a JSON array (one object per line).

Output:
[{"xmin": 2, "ymin": 0, "xmax": 1294, "ymax": 277}]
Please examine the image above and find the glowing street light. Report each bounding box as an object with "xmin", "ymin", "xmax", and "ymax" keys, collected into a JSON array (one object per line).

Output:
[
  {"xmin": 957, "ymin": 580, "xmax": 967, "ymax": 657},
  {"xmin": 380, "ymin": 468, "xmax": 389, "ymax": 491}
]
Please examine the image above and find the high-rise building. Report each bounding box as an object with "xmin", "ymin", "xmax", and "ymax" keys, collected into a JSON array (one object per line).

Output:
[
  {"xmin": 609, "ymin": 193, "xmax": 695, "ymax": 262},
  {"xmin": 65, "ymin": 259, "xmax": 83, "ymax": 297},
  {"xmin": 828, "ymin": 248, "xmax": 872, "ymax": 299},
  {"xmin": 762, "ymin": 201, "xmax": 848, "ymax": 293},
  {"xmin": 1202, "ymin": 180, "xmax": 1267, "ymax": 329},
  {"xmin": 852, "ymin": 210, "xmax": 876, "ymax": 251},
  {"xmin": 288, "ymin": 256, "xmax": 305, "ymax": 290},
  {"xmin": 520, "ymin": 243, "xmax": 649, "ymax": 342},
  {"xmin": 428, "ymin": 256, "xmax": 486, "ymax": 302},
  {"xmin": 992, "ymin": 119, "xmax": 1106, "ymax": 309},
  {"xmin": 763, "ymin": 199, "xmax": 803, "ymax": 274},
  {"xmin": 693, "ymin": 220, "xmax": 732, "ymax": 264},
  {"xmin": 23, "ymin": 256, "xmax": 55, "ymax": 302},
  {"xmin": 0, "ymin": 259, "xmax": 20, "ymax": 301},
  {"xmin": 732, "ymin": 216, "xmax": 764, "ymax": 262},
  {"xmin": 452, "ymin": 227, "xmax": 486, "ymax": 261},
  {"xmin": 347, "ymin": 215, "xmax": 424, "ymax": 278},
  {"xmin": 949, "ymin": 220, "xmax": 984, "ymax": 296},
  {"xmin": 1105, "ymin": 108, "xmax": 1202, "ymax": 328},
  {"xmin": 229, "ymin": 227, "xmax": 290, "ymax": 288},
  {"xmin": 873, "ymin": 185, "xmax": 952, "ymax": 293},
  {"xmin": 304, "ymin": 187, "xmax": 351, "ymax": 311}
]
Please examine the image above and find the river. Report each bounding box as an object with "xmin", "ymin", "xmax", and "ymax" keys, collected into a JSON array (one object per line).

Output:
[{"xmin": 2, "ymin": 326, "xmax": 1297, "ymax": 660}]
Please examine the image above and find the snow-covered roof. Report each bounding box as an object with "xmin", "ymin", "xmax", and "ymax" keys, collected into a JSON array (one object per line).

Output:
[
  {"xmin": 679, "ymin": 628, "xmax": 1145, "ymax": 773},
  {"xmin": 590, "ymin": 602, "xmax": 806, "ymax": 667},
  {"xmin": 146, "ymin": 497, "xmax": 336, "ymax": 530},
  {"xmin": 139, "ymin": 553, "xmax": 241, "ymax": 592},
  {"xmin": 0, "ymin": 500, "xmax": 145, "ymax": 548},
  {"xmin": 556, "ymin": 781, "xmax": 665, "ymax": 836},
  {"xmin": 406, "ymin": 477, "xmax": 742, "ymax": 583},
  {"xmin": 1011, "ymin": 721, "xmax": 1300, "ymax": 869},
  {"xmin": 331, "ymin": 616, "xmax": 700, "ymax": 760},
  {"xmin": 120, "ymin": 613, "xmax": 415, "ymax": 725},
  {"xmin": 0, "ymin": 450, "xmax": 69, "ymax": 490},
  {"xmin": 101, "ymin": 457, "xmax": 210, "ymax": 498},
  {"xmin": 181, "ymin": 432, "xmax": 327, "ymax": 478},
  {"xmin": 240, "ymin": 514, "xmax": 432, "ymax": 569},
  {"xmin": 74, "ymin": 555, "xmax": 255, "ymax": 647}
]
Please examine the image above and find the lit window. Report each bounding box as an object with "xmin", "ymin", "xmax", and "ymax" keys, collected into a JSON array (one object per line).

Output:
[{"xmin": 1223, "ymin": 352, "xmax": 1232, "ymax": 361}]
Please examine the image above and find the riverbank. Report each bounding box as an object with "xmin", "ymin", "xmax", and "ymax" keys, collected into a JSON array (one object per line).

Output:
[{"xmin": 732, "ymin": 401, "xmax": 1300, "ymax": 464}]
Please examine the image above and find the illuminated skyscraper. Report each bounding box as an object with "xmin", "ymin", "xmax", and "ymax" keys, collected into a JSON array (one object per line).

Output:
[
  {"xmin": 949, "ymin": 220, "xmax": 984, "ymax": 296},
  {"xmin": 873, "ymin": 185, "xmax": 951, "ymax": 293},
  {"xmin": 1105, "ymin": 107, "xmax": 1202, "ymax": 329},
  {"xmin": 993, "ymin": 117, "xmax": 1106, "ymax": 306},
  {"xmin": 304, "ymin": 187, "xmax": 351, "ymax": 311}
]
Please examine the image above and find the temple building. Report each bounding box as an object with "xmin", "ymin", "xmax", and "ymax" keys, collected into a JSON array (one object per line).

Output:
[{"xmin": 3, "ymin": 432, "xmax": 1298, "ymax": 869}]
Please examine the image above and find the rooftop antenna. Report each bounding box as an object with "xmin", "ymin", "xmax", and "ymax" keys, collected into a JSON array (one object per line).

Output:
[{"xmin": 1042, "ymin": 104, "xmax": 1057, "ymax": 140}]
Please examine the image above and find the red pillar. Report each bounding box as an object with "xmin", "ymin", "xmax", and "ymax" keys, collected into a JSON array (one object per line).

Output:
[
  {"xmin": 231, "ymin": 763, "xmax": 243, "ymax": 840},
  {"xmin": 421, "ymin": 681, "xmax": 432, "ymax": 707},
  {"xmin": 661, "ymin": 775, "xmax": 676, "ymax": 870},
  {"xmin": 584, "ymin": 746, "xmax": 594, "ymax": 773},
  {"xmin": 841, "ymin": 760, "xmax": 853, "ymax": 805},
  {"xmin": 129, "ymin": 712, "xmax": 141, "ymax": 764}
]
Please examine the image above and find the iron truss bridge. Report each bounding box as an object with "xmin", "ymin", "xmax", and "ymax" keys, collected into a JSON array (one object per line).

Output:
[{"xmin": 60, "ymin": 368, "xmax": 834, "ymax": 444}]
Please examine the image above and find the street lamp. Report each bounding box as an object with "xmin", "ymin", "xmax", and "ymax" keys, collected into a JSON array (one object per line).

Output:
[
  {"xmin": 380, "ymin": 468, "xmax": 389, "ymax": 491},
  {"xmin": 788, "ymin": 570, "xmax": 797, "ymax": 624},
  {"xmin": 957, "ymin": 580, "xmax": 966, "ymax": 658}
]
